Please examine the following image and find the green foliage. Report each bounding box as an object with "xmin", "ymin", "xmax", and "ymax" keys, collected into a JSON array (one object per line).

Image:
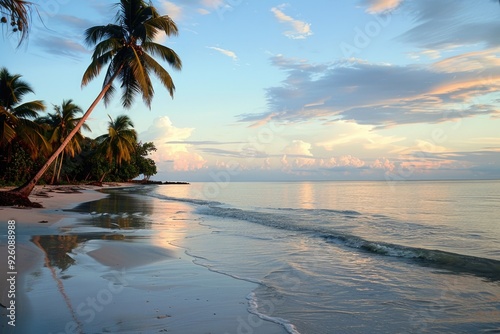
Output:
[
  {"xmin": 0, "ymin": 142, "xmax": 35, "ymax": 185},
  {"xmin": 0, "ymin": 112, "xmax": 159, "ymax": 185},
  {"xmin": 82, "ymin": 0, "xmax": 182, "ymax": 109},
  {"xmin": 0, "ymin": 59, "xmax": 163, "ymax": 185}
]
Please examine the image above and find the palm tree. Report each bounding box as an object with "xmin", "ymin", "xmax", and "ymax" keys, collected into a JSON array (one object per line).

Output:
[
  {"xmin": 0, "ymin": 0, "xmax": 33, "ymax": 45},
  {"xmin": 96, "ymin": 114, "xmax": 137, "ymax": 182},
  {"xmin": 10, "ymin": 0, "xmax": 181, "ymax": 199},
  {"xmin": 37, "ymin": 100, "xmax": 90, "ymax": 184},
  {"xmin": 0, "ymin": 67, "xmax": 48, "ymax": 160}
]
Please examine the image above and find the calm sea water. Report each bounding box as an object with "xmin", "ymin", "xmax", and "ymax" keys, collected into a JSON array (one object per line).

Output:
[{"xmin": 144, "ymin": 180, "xmax": 500, "ymax": 333}]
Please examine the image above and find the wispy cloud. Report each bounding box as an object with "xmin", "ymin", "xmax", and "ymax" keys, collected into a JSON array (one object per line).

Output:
[
  {"xmin": 398, "ymin": 0, "xmax": 500, "ymax": 51},
  {"xmin": 201, "ymin": 0, "xmax": 224, "ymax": 9},
  {"xmin": 166, "ymin": 140, "xmax": 245, "ymax": 145},
  {"xmin": 34, "ymin": 35, "xmax": 87, "ymax": 59},
  {"xmin": 160, "ymin": 1, "xmax": 183, "ymax": 21},
  {"xmin": 362, "ymin": 0, "xmax": 402, "ymax": 13},
  {"xmin": 271, "ymin": 4, "xmax": 312, "ymax": 39},
  {"xmin": 207, "ymin": 46, "xmax": 238, "ymax": 60}
]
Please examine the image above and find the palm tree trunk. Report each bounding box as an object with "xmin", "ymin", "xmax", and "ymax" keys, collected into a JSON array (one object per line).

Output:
[
  {"xmin": 99, "ymin": 171, "xmax": 108, "ymax": 183},
  {"xmin": 56, "ymin": 150, "xmax": 65, "ymax": 184},
  {"xmin": 11, "ymin": 75, "xmax": 119, "ymax": 197},
  {"xmin": 50, "ymin": 154, "xmax": 59, "ymax": 185}
]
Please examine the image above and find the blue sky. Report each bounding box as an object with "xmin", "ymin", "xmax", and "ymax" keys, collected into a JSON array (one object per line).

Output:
[{"xmin": 2, "ymin": 0, "xmax": 500, "ymax": 181}]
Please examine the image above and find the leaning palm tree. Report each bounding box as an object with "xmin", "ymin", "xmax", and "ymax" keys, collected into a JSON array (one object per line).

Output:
[
  {"xmin": 95, "ymin": 114, "xmax": 137, "ymax": 182},
  {"xmin": 37, "ymin": 100, "xmax": 90, "ymax": 184},
  {"xmin": 9, "ymin": 0, "xmax": 181, "ymax": 200},
  {"xmin": 0, "ymin": 67, "xmax": 48, "ymax": 160}
]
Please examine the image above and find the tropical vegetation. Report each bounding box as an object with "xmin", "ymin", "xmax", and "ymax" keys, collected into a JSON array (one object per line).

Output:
[
  {"xmin": 1, "ymin": 0, "xmax": 181, "ymax": 204},
  {"xmin": 0, "ymin": 70, "xmax": 158, "ymax": 186}
]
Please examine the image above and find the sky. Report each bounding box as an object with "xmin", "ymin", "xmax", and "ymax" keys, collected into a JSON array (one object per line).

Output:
[{"xmin": 2, "ymin": 0, "xmax": 500, "ymax": 182}]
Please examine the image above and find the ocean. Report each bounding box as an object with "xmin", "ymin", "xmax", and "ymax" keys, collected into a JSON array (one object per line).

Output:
[
  {"xmin": 24, "ymin": 180, "xmax": 500, "ymax": 333},
  {"xmin": 121, "ymin": 180, "xmax": 500, "ymax": 333}
]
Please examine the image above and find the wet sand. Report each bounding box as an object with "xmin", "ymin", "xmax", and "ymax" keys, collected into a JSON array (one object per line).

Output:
[{"xmin": 0, "ymin": 185, "xmax": 287, "ymax": 334}]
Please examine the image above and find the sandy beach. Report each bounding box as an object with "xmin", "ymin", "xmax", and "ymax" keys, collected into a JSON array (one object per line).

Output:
[{"xmin": 0, "ymin": 184, "xmax": 288, "ymax": 334}]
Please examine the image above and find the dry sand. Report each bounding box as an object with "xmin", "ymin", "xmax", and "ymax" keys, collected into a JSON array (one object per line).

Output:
[{"xmin": 0, "ymin": 184, "xmax": 288, "ymax": 334}]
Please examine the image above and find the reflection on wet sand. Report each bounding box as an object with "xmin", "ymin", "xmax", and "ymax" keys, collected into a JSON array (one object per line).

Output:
[
  {"xmin": 31, "ymin": 234, "xmax": 126, "ymax": 271},
  {"xmin": 68, "ymin": 189, "xmax": 155, "ymax": 230}
]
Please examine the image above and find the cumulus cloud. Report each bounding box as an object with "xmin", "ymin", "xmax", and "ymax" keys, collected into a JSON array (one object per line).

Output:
[
  {"xmin": 207, "ymin": 46, "xmax": 238, "ymax": 60},
  {"xmin": 338, "ymin": 155, "xmax": 365, "ymax": 168},
  {"xmin": 371, "ymin": 158, "xmax": 395, "ymax": 171},
  {"xmin": 271, "ymin": 4, "xmax": 312, "ymax": 39},
  {"xmin": 140, "ymin": 117, "xmax": 206, "ymax": 172},
  {"xmin": 281, "ymin": 140, "xmax": 316, "ymax": 169},
  {"xmin": 284, "ymin": 140, "xmax": 314, "ymax": 156}
]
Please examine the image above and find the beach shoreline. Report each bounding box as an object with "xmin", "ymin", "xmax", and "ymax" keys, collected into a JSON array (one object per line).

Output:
[
  {"xmin": 0, "ymin": 184, "xmax": 289, "ymax": 334},
  {"xmin": 0, "ymin": 184, "xmax": 129, "ymax": 333}
]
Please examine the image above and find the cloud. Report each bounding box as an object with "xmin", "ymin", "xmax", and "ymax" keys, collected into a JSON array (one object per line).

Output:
[
  {"xmin": 316, "ymin": 121, "xmax": 406, "ymax": 154},
  {"xmin": 160, "ymin": 1, "xmax": 183, "ymax": 21},
  {"xmin": 55, "ymin": 14, "xmax": 95, "ymax": 31},
  {"xmin": 281, "ymin": 140, "xmax": 316, "ymax": 169},
  {"xmin": 238, "ymin": 55, "xmax": 500, "ymax": 128},
  {"xmin": 201, "ymin": 0, "xmax": 224, "ymax": 8},
  {"xmin": 338, "ymin": 155, "xmax": 365, "ymax": 168},
  {"xmin": 153, "ymin": 0, "xmax": 231, "ymax": 23},
  {"xmin": 140, "ymin": 117, "xmax": 206, "ymax": 172},
  {"xmin": 200, "ymin": 147, "xmax": 270, "ymax": 159},
  {"xmin": 394, "ymin": 149, "xmax": 500, "ymax": 179},
  {"xmin": 362, "ymin": 0, "xmax": 402, "ymax": 13},
  {"xmin": 207, "ymin": 46, "xmax": 238, "ymax": 60},
  {"xmin": 371, "ymin": 158, "xmax": 395, "ymax": 171},
  {"xmin": 34, "ymin": 35, "xmax": 87, "ymax": 59},
  {"xmin": 284, "ymin": 140, "xmax": 313, "ymax": 156},
  {"xmin": 271, "ymin": 5, "xmax": 312, "ymax": 39},
  {"xmin": 166, "ymin": 140, "xmax": 245, "ymax": 145},
  {"xmin": 197, "ymin": 8, "xmax": 210, "ymax": 15},
  {"xmin": 398, "ymin": 0, "xmax": 500, "ymax": 51}
]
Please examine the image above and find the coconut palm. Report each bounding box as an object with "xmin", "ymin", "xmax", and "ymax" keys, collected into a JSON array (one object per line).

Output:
[
  {"xmin": 95, "ymin": 114, "xmax": 137, "ymax": 182},
  {"xmin": 0, "ymin": 67, "xmax": 48, "ymax": 160},
  {"xmin": 0, "ymin": 0, "xmax": 33, "ymax": 45},
  {"xmin": 10, "ymin": 0, "xmax": 181, "ymax": 199},
  {"xmin": 37, "ymin": 99, "xmax": 90, "ymax": 184}
]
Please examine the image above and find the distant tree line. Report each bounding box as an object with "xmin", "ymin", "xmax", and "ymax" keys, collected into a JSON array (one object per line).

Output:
[{"xmin": 0, "ymin": 67, "xmax": 157, "ymax": 186}]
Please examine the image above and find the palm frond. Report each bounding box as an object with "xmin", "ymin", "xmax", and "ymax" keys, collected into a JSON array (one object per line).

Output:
[
  {"xmin": 142, "ymin": 53, "xmax": 175, "ymax": 97},
  {"xmin": 142, "ymin": 42, "xmax": 182, "ymax": 70},
  {"xmin": 84, "ymin": 24, "xmax": 123, "ymax": 47},
  {"xmin": 0, "ymin": 0, "xmax": 32, "ymax": 45},
  {"xmin": 13, "ymin": 100, "xmax": 45, "ymax": 118},
  {"xmin": 82, "ymin": 0, "xmax": 181, "ymax": 109},
  {"xmin": 82, "ymin": 48, "xmax": 117, "ymax": 87}
]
